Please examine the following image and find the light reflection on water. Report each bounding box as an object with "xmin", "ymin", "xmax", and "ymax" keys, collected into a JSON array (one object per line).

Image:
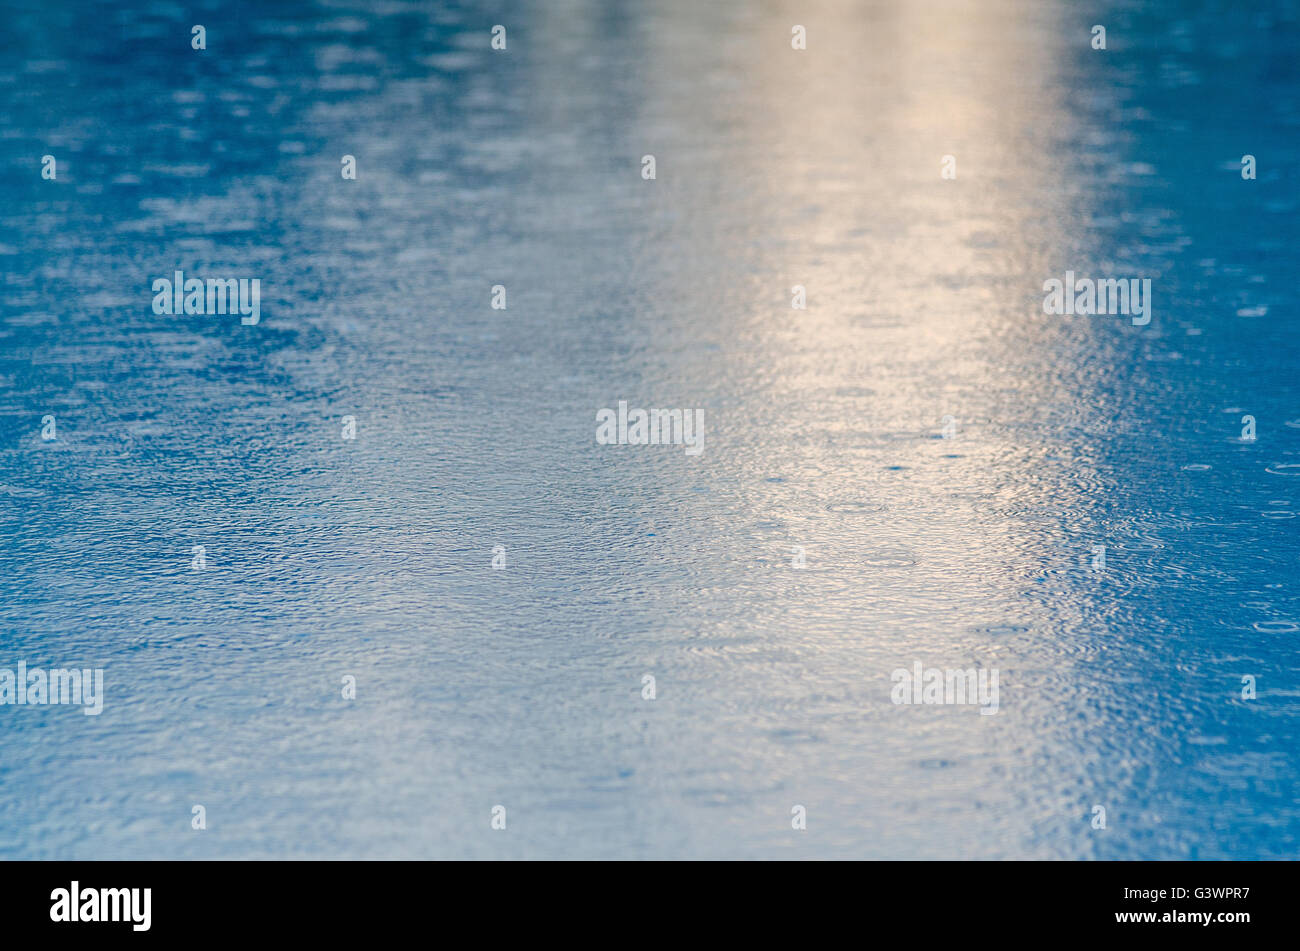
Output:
[{"xmin": 0, "ymin": 0, "xmax": 1297, "ymax": 858}]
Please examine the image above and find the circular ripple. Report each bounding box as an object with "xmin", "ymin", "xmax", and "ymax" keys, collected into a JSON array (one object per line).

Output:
[{"xmin": 828, "ymin": 502, "xmax": 883, "ymax": 513}]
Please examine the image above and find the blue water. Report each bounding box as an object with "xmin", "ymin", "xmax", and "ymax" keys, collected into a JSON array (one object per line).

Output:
[{"xmin": 1, "ymin": 0, "xmax": 1297, "ymax": 859}]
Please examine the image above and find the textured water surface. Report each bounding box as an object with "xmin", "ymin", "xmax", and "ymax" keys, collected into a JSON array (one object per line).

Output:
[{"xmin": 0, "ymin": 0, "xmax": 1298, "ymax": 858}]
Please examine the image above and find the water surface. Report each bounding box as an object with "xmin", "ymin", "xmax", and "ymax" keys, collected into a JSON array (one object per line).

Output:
[{"xmin": 0, "ymin": 0, "xmax": 1297, "ymax": 858}]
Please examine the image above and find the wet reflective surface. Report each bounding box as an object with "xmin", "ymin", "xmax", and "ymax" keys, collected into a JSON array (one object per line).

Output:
[{"xmin": 0, "ymin": 0, "xmax": 1297, "ymax": 858}]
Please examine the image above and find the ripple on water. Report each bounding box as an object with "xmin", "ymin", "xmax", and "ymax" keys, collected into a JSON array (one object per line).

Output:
[
  {"xmin": 862, "ymin": 556, "xmax": 917, "ymax": 567},
  {"xmin": 1252, "ymin": 621, "xmax": 1299, "ymax": 633},
  {"xmin": 828, "ymin": 502, "xmax": 885, "ymax": 514},
  {"xmin": 969, "ymin": 625, "xmax": 1031, "ymax": 636}
]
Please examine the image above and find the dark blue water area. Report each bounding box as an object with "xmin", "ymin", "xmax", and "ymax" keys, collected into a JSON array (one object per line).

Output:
[{"xmin": 0, "ymin": 0, "xmax": 1297, "ymax": 858}]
